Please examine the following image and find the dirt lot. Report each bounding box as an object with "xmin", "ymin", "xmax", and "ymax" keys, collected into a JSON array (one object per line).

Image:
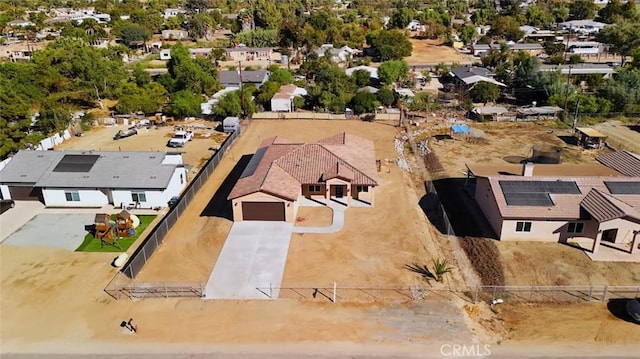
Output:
[
  {"xmin": 405, "ymin": 39, "xmax": 473, "ymax": 66},
  {"xmin": 56, "ymin": 120, "xmax": 228, "ymax": 174},
  {"xmin": 595, "ymin": 120, "xmax": 640, "ymax": 154},
  {"xmin": 295, "ymin": 207, "xmax": 333, "ymax": 227},
  {"xmin": 136, "ymin": 120, "xmax": 455, "ymax": 287}
]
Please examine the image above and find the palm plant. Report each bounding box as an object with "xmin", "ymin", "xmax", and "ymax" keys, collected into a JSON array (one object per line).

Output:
[{"xmin": 432, "ymin": 258, "xmax": 453, "ymax": 282}]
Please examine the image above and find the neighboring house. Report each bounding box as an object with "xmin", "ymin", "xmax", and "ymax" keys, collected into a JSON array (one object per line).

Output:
[
  {"xmin": 164, "ymin": 8, "xmax": 187, "ymax": 19},
  {"xmin": 558, "ymin": 20, "xmax": 607, "ymax": 34},
  {"xmin": 7, "ymin": 20, "xmax": 35, "ymax": 27},
  {"xmin": 471, "ymin": 106, "xmax": 512, "ymax": 121},
  {"xmin": 345, "ymin": 65, "xmax": 379, "ymax": 80},
  {"xmin": 357, "ymin": 86, "xmax": 379, "ymax": 94},
  {"xmin": 270, "ymin": 84, "xmax": 307, "ymax": 112},
  {"xmin": 406, "ymin": 20, "xmax": 424, "ymax": 31},
  {"xmin": 516, "ymin": 106, "xmax": 563, "ymax": 121},
  {"xmin": 596, "ymin": 151, "xmax": 640, "ymax": 177},
  {"xmin": 225, "ymin": 45, "xmax": 273, "ymax": 61},
  {"xmin": 159, "ymin": 49, "xmax": 171, "ymax": 61},
  {"xmin": 470, "ymin": 43, "xmax": 544, "ymax": 57},
  {"xmin": 315, "ymin": 44, "xmax": 360, "ymax": 63},
  {"xmin": 566, "ymin": 41, "xmax": 602, "ymax": 55},
  {"xmin": 162, "ymin": 30, "xmax": 188, "ymax": 40},
  {"xmin": 0, "ymin": 151, "xmax": 188, "ymax": 209},
  {"xmin": 6, "ymin": 48, "xmax": 33, "ymax": 62},
  {"xmin": 189, "ymin": 48, "xmax": 212, "ymax": 58},
  {"xmin": 450, "ymin": 66, "xmax": 506, "ymax": 90},
  {"xmin": 466, "ymin": 162, "xmax": 640, "ymax": 257},
  {"xmin": 539, "ymin": 63, "xmax": 615, "ymax": 76},
  {"xmin": 218, "ymin": 70, "xmax": 270, "ymax": 88},
  {"xmin": 227, "ymin": 133, "xmax": 379, "ymax": 222},
  {"xmin": 201, "ymin": 86, "xmax": 240, "ymax": 115}
]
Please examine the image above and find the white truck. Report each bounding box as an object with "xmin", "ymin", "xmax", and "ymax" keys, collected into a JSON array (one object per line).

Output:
[{"xmin": 166, "ymin": 130, "xmax": 194, "ymax": 147}]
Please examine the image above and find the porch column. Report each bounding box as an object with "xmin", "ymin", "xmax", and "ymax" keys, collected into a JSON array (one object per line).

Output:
[
  {"xmin": 592, "ymin": 230, "xmax": 603, "ymax": 255},
  {"xmin": 632, "ymin": 231, "xmax": 640, "ymax": 255}
]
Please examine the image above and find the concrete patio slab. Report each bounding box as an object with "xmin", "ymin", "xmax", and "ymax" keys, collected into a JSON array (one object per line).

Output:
[
  {"xmin": 3, "ymin": 213, "xmax": 94, "ymax": 250},
  {"xmin": 571, "ymin": 238, "xmax": 640, "ymax": 262},
  {"xmin": 205, "ymin": 221, "xmax": 294, "ymax": 299},
  {"xmin": 0, "ymin": 201, "xmax": 45, "ymax": 243}
]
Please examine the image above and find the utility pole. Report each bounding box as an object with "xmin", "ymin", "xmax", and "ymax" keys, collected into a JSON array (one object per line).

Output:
[
  {"xmin": 572, "ymin": 91, "xmax": 581, "ymax": 129},
  {"xmin": 562, "ymin": 65, "xmax": 573, "ymax": 123},
  {"xmin": 238, "ymin": 61, "xmax": 245, "ymax": 118}
]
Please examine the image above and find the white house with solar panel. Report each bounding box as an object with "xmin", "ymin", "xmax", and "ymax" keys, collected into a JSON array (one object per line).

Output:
[
  {"xmin": 0, "ymin": 151, "xmax": 187, "ymax": 209},
  {"xmin": 465, "ymin": 152, "xmax": 640, "ymax": 259}
]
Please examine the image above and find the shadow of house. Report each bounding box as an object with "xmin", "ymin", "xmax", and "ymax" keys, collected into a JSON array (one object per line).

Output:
[
  {"xmin": 557, "ymin": 135, "xmax": 579, "ymax": 146},
  {"xmin": 428, "ymin": 178, "xmax": 498, "ymax": 239},
  {"xmin": 200, "ymin": 154, "xmax": 253, "ymax": 219},
  {"xmin": 607, "ymin": 298, "xmax": 638, "ymax": 324}
]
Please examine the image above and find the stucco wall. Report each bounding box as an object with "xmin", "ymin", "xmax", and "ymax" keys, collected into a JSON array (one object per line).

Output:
[
  {"xmin": 473, "ymin": 178, "xmax": 503, "ymax": 238},
  {"xmin": 111, "ymin": 189, "xmax": 166, "ymax": 208},
  {"xmin": 232, "ymin": 191, "xmax": 297, "ymax": 222},
  {"xmin": 42, "ymin": 188, "xmax": 108, "ymax": 207},
  {"xmin": 161, "ymin": 167, "xmax": 188, "ymax": 203},
  {"xmin": 271, "ymin": 98, "xmax": 291, "ymax": 112},
  {"xmin": 500, "ymin": 219, "xmax": 600, "ymax": 242},
  {"xmin": 598, "ymin": 218, "xmax": 640, "ymax": 244}
]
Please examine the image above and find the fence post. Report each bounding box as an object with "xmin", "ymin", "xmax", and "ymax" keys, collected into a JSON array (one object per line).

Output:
[
  {"xmin": 602, "ymin": 285, "xmax": 608, "ymax": 302},
  {"xmin": 589, "ymin": 285, "xmax": 593, "ymax": 300},
  {"xmin": 269, "ymin": 283, "xmax": 273, "ymax": 299},
  {"xmin": 530, "ymin": 285, "xmax": 534, "ymax": 300},
  {"xmin": 165, "ymin": 283, "xmax": 168, "ymax": 298},
  {"xmin": 333, "ymin": 282, "xmax": 337, "ymax": 303},
  {"xmin": 492, "ymin": 285, "xmax": 497, "ymax": 302},
  {"xmin": 473, "ymin": 286, "xmax": 479, "ymax": 304}
]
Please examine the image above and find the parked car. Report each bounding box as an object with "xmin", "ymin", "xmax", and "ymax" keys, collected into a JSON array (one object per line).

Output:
[
  {"xmin": 168, "ymin": 196, "xmax": 180, "ymax": 209},
  {"xmin": 0, "ymin": 199, "xmax": 15, "ymax": 214},
  {"xmin": 113, "ymin": 127, "xmax": 138, "ymax": 140},
  {"xmin": 166, "ymin": 130, "xmax": 194, "ymax": 147}
]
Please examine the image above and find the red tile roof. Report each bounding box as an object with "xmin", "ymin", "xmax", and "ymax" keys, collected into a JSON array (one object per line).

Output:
[
  {"xmin": 487, "ymin": 175, "xmax": 640, "ymax": 220},
  {"xmin": 228, "ymin": 133, "xmax": 378, "ymax": 200},
  {"xmin": 596, "ymin": 151, "xmax": 640, "ymax": 177},
  {"xmin": 581, "ymin": 189, "xmax": 640, "ymax": 223}
]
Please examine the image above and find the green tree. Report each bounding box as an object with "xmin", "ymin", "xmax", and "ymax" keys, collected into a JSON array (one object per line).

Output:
[
  {"xmin": 352, "ymin": 69, "xmax": 371, "ymax": 87},
  {"xmin": 470, "ymin": 82, "xmax": 500, "ymax": 104},
  {"xmin": 167, "ymin": 43, "xmax": 220, "ymax": 94},
  {"xmin": 215, "ymin": 91, "xmax": 242, "ymax": 117},
  {"xmin": 597, "ymin": 20, "xmax": 640, "ymax": 66},
  {"xmin": 569, "ymin": 0, "xmax": 597, "ymax": 20},
  {"xmin": 188, "ymin": 13, "xmax": 215, "ymax": 40},
  {"xmin": 117, "ymin": 23, "xmax": 151, "ymax": 47},
  {"xmin": 132, "ymin": 64, "xmax": 151, "ymax": 87},
  {"xmin": 377, "ymin": 86, "xmax": 395, "ymax": 106},
  {"xmin": 366, "ymin": 30, "xmax": 413, "ymax": 61},
  {"xmin": 350, "ymin": 91, "xmax": 378, "ymax": 114},
  {"xmin": 253, "ymin": 0, "xmax": 283, "ymax": 30},
  {"xmin": 165, "ymin": 90, "xmax": 202, "ymax": 118},
  {"xmin": 489, "ymin": 16, "xmax": 524, "ymax": 42},
  {"xmin": 268, "ymin": 68, "xmax": 294, "ymax": 85},
  {"xmin": 378, "ymin": 60, "xmax": 409, "ymax": 85},
  {"xmin": 460, "ymin": 25, "xmax": 477, "ymax": 45}
]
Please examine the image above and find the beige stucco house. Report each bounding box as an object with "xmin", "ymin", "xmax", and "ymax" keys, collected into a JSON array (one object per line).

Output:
[
  {"xmin": 467, "ymin": 160, "xmax": 640, "ymax": 257},
  {"xmin": 228, "ymin": 133, "xmax": 378, "ymax": 222}
]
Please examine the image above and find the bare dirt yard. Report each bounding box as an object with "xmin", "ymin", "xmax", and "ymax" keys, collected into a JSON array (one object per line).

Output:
[
  {"xmin": 594, "ymin": 119, "xmax": 640, "ymax": 154},
  {"xmin": 405, "ymin": 38, "xmax": 473, "ymax": 66},
  {"xmin": 295, "ymin": 207, "xmax": 333, "ymax": 227},
  {"xmin": 56, "ymin": 120, "xmax": 228, "ymax": 175},
  {"xmin": 1, "ymin": 119, "xmax": 637, "ymax": 356}
]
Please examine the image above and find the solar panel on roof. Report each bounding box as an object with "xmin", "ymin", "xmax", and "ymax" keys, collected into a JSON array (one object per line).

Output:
[
  {"xmin": 499, "ymin": 180, "xmax": 581, "ymax": 194},
  {"xmin": 503, "ymin": 192, "xmax": 554, "ymax": 206},
  {"xmin": 52, "ymin": 154, "xmax": 100, "ymax": 173},
  {"xmin": 240, "ymin": 147, "xmax": 266, "ymax": 178},
  {"xmin": 604, "ymin": 181, "xmax": 640, "ymax": 195}
]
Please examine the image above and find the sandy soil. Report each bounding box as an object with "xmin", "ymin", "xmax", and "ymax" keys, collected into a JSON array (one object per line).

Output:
[
  {"xmin": 594, "ymin": 120, "xmax": 640, "ymax": 154},
  {"xmin": 405, "ymin": 39, "xmax": 473, "ymax": 66},
  {"xmin": 55, "ymin": 121, "xmax": 227, "ymax": 174},
  {"xmin": 295, "ymin": 207, "xmax": 333, "ymax": 227}
]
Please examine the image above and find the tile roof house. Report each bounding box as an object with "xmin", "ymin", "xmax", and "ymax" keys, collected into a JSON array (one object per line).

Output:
[
  {"xmin": 228, "ymin": 133, "xmax": 378, "ymax": 221},
  {"xmin": 596, "ymin": 151, "xmax": 640, "ymax": 177},
  {"xmin": 467, "ymin": 162, "xmax": 640, "ymax": 259},
  {"xmin": 219, "ymin": 70, "xmax": 270, "ymax": 88},
  {"xmin": 0, "ymin": 151, "xmax": 187, "ymax": 208}
]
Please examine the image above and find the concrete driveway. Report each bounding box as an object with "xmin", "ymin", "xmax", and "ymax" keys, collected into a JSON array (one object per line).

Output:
[
  {"xmin": 2, "ymin": 213, "xmax": 94, "ymax": 250},
  {"xmin": 0, "ymin": 201, "xmax": 45, "ymax": 243},
  {"xmin": 205, "ymin": 221, "xmax": 294, "ymax": 300}
]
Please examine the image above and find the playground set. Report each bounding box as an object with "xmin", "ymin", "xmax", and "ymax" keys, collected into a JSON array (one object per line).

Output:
[{"xmin": 92, "ymin": 210, "xmax": 140, "ymax": 249}]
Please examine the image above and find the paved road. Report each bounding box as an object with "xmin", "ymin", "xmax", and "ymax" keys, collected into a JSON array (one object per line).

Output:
[{"xmin": 204, "ymin": 221, "xmax": 294, "ymax": 299}]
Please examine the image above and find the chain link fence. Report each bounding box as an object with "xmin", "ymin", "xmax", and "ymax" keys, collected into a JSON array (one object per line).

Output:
[{"xmin": 119, "ymin": 129, "xmax": 240, "ymax": 279}]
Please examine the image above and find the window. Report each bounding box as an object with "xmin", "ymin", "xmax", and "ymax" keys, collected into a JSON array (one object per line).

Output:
[
  {"xmin": 516, "ymin": 221, "xmax": 532, "ymax": 232},
  {"xmin": 308, "ymin": 185, "xmax": 321, "ymax": 193},
  {"xmin": 131, "ymin": 192, "xmax": 147, "ymax": 202},
  {"xmin": 356, "ymin": 185, "xmax": 369, "ymax": 193},
  {"xmin": 64, "ymin": 191, "xmax": 80, "ymax": 202},
  {"xmin": 180, "ymin": 174, "xmax": 184, "ymax": 184},
  {"xmin": 567, "ymin": 222, "xmax": 584, "ymax": 234}
]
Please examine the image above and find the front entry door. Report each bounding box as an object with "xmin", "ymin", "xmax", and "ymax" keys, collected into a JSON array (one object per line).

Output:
[
  {"xmin": 602, "ymin": 229, "xmax": 618, "ymax": 243},
  {"xmin": 335, "ymin": 185, "xmax": 344, "ymax": 198}
]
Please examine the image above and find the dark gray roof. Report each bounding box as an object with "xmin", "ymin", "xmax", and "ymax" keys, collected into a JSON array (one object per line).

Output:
[
  {"xmin": 218, "ymin": 70, "xmax": 269, "ymax": 84},
  {"xmin": 580, "ymin": 188, "xmax": 640, "ymax": 223},
  {"xmin": 597, "ymin": 151, "xmax": 640, "ymax": 177},
  {"xmin": 450, "ymin": 66, "xmax": 494, "ymax": 80},
  {"xmin": 0, "ymin": 151, "xmax": 180, "ymax": 189}
]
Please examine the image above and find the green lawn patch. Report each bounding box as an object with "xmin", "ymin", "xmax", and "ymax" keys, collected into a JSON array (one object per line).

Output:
[{"xmin": 75, "ymin": 215, "xmax": 156, "ymax": 252}]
